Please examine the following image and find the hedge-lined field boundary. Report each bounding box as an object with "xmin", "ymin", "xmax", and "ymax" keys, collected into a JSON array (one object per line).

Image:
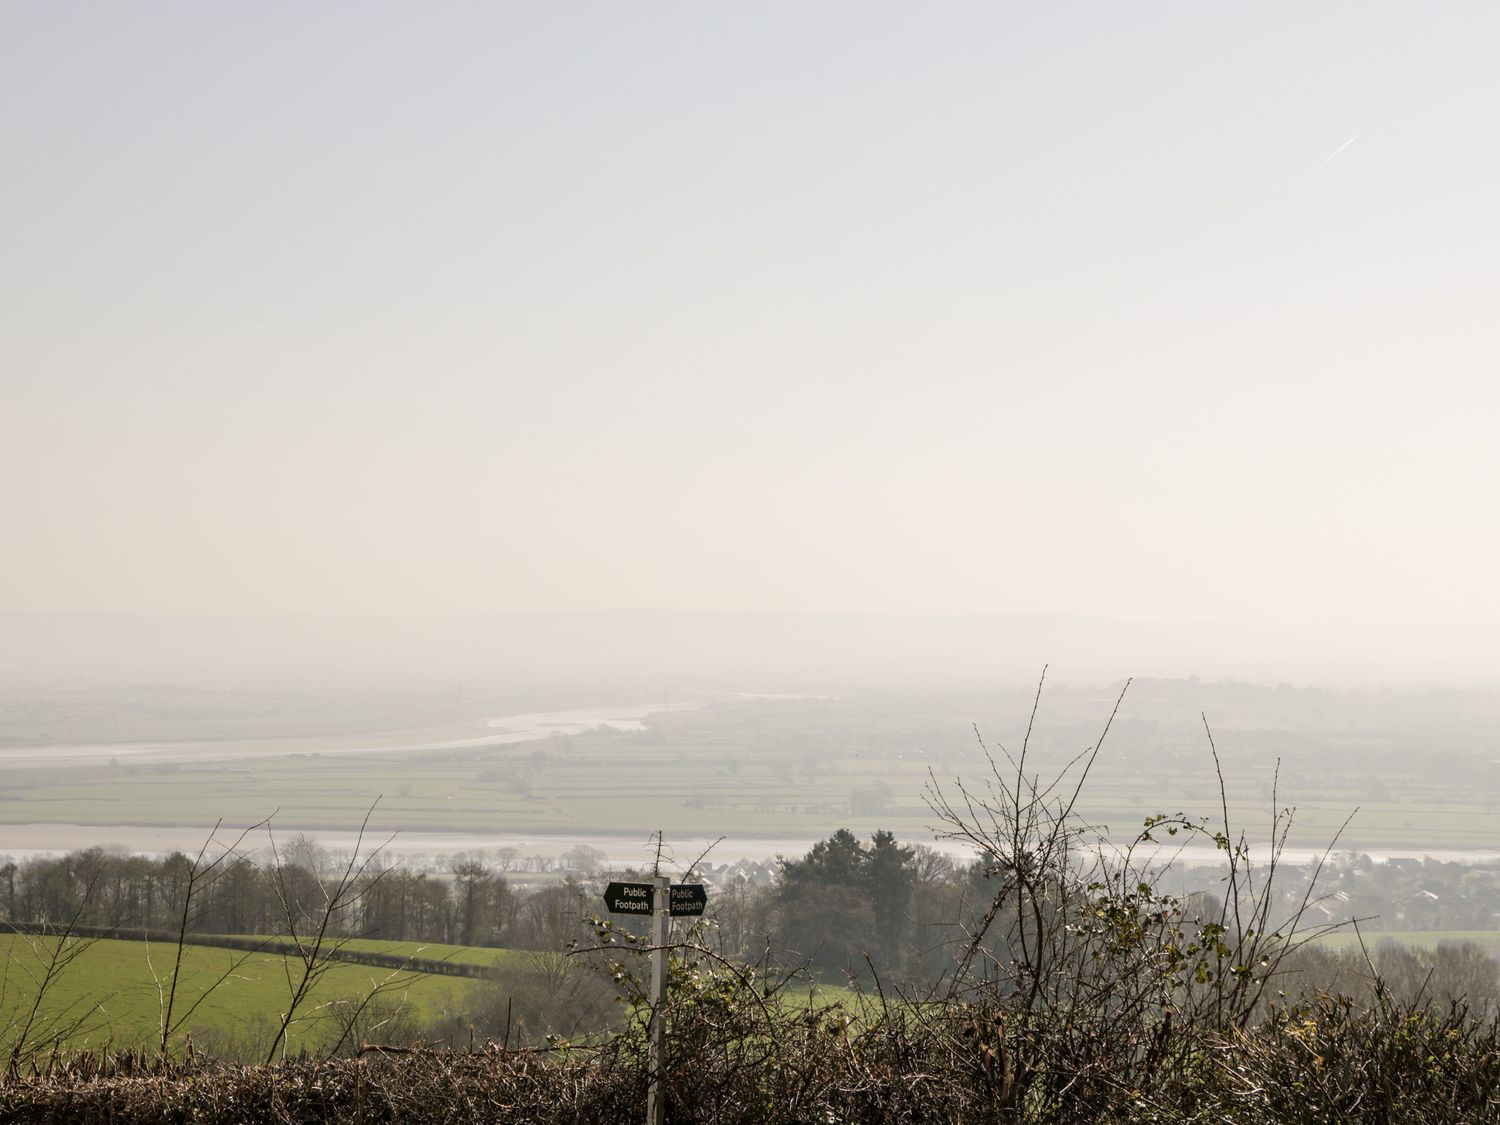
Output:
[{"xmin": 4, "ymin": 923, "xmax": 494, "ymax": 980}]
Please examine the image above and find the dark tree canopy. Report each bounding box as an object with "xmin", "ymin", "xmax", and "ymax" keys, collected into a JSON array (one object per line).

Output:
[{"xmin": 775, "ymin": 829, "xmax": 917, "ymax": 975}]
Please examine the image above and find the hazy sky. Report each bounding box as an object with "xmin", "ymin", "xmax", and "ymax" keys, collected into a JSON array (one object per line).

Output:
[{"xmin": 5, "ymin": 3, "xmax": 1498, "ymax": 625}]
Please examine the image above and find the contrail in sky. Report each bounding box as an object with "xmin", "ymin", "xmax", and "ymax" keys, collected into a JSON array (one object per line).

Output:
[{"xmin": 1324, "ymin": 135, "xmax": 1358, "ymax": 164}]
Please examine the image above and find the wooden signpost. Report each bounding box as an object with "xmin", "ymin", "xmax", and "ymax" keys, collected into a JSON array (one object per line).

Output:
[{"xmin": 603, "ymin": 875, "xmax": 709, "ymax": 1125}]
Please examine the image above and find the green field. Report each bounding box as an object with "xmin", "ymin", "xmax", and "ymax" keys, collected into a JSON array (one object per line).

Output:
[
  {"xmin": 323, "ymin": 938, "xmax": 523, "ymax": 969},
  {"xmin": 4, "ymin": 689, "xmax": 1500, "ymax": 855},
  {"xmin": 0, "ymin": 930, "xmax": 860, "ymax": 1066},
  {"xmin": 0, "ymin": 934, "xmax": 488, "ymax": 1058}
]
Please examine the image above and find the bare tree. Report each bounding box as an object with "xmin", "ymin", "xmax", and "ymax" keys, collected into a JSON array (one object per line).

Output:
[
  {"xmin": 262, "ymin": 802, "xmax": 392, "ymax": 1062},
  {"xmin": 3, "ymin": 859, "xmax": 109, "ymax": 1076},
  {"xmin": 153, "ymin": 816, "xmax": 273, "ymax": 1060}
]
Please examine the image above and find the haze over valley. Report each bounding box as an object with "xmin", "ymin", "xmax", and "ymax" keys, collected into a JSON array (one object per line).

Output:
[{"xmin": 6, "ymin": 6, "xmax": 1500, "ymax": 1112}]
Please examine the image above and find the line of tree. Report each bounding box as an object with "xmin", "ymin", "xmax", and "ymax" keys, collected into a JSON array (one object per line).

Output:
[
  {"xmin": 11, "ymin": 832, "xmax": 1500, "ymax": 998},
  {"xmin": 0, "ymin": 833, "xmax": 984, "ymax": 984},
  {"xmin": 0, "ymin": 846, "xmax": 587, "ymax": 953}
]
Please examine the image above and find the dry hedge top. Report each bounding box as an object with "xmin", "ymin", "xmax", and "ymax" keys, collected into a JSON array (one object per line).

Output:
[
  {"xmin": 5, "ymin": 998, "xmax": 1500, "ymax": 1125},
  {"xmin": 0, "ymin": 1048, "xmax": 636, "ymax": 1125}
]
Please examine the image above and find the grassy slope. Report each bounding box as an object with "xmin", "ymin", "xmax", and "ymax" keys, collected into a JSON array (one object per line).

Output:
[
  {"xmin": 323, "ymin": 938, "xmax": 523, "ymax": 968},
  {"xmin": 0, "ymin": 934, "xmax": 490, "ymax": 1056},
  {"xmin": 0, "ymin": 931, "xmax": 860, "ymax": 1061}
]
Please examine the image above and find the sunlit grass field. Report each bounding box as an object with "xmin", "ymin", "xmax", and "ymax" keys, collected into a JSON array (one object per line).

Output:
[
  {"xmin": 0, "ymin": 929, "xmax": 864, "ymax": 1064},
  {"xmin": 323, "ymin": 938, "xmax": 522, "ymax": 968},
  {"xmin": 0, "ymin": 934, "xmax": 484, "ymax": 1057}
]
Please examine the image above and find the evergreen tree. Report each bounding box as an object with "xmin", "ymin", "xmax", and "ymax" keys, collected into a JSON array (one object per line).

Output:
[{"xmin": 776, "ymin": 829, "xmax": 917, "ymax": 976}]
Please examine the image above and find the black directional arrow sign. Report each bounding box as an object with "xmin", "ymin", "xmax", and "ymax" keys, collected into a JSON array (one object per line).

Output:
[
  {"xmin": 603, "ymin": 881, "xmax": 654, "ymax": 915},
  {"xmin": 669, "ymin": 884, "xmax": 708, "ymax": 917}
]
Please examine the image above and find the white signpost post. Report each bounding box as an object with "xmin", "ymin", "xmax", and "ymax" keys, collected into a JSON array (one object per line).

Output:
[{"xmin": 646, "ymin": 874, "xmax": 669, "ymax": 1125}]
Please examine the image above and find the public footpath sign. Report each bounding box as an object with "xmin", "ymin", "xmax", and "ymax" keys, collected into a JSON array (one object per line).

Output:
[
  {"xmin": 601, "ymin": 881, "xmax": 708, "ymax": 918},
  {"xmin": 600, "ymin": 874, "xmax": 711, "ymax": 1125},
  {"xmin": 603, "ymin": 881, "xmax": 655, "ymax": 914},
  {"xmin": 669, "ymin": 884, "xmax": 707, "ymax": 916}
]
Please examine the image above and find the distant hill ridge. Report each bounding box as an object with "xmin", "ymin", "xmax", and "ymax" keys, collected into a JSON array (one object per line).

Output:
[{"xmin": 3, "ymin": 608, "xmax": 1496, "ymax": 689}]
